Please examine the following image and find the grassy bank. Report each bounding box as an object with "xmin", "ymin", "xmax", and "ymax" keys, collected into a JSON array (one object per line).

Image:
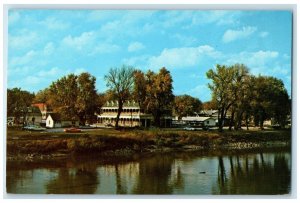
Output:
[{"xmin": 6, "ymin": 127, "xmax": 291, "ymax": 160}]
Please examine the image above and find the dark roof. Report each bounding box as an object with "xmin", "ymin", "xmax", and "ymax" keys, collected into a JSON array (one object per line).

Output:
[
  {"xmin": 48, "ymin": 113, "xmax": 78, "ymax": 121},
  {"xmin": 49, "ymin": 113, "xmax": 61, "ymax": 121}
]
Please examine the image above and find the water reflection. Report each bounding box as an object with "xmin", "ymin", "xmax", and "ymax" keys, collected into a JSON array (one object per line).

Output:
[
  {"xmin": 213, "ymin": 153, "xmax": 291, "ymax": 194},
  {"xmin": 132, "ymin": 154, "xmax": 184, "ymax": 194},
  {"xmin": 6, "ymin": 149, "xmax": 291, "ymax": 195},
  {"xmin": 46, "ymin": 163, "xmax": 99, "ymax": 194}
]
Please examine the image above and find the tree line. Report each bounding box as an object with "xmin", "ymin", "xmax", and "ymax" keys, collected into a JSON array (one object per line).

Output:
[
  {"xmin": 7, "ymin": 63, "xmax": 290, "ymax": 130},
  {"xmin": 207, "ymin": 64, "xmax": 291, "ymax": 131}
]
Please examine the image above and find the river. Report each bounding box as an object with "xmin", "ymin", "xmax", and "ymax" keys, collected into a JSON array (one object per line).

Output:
[{"xmin": 6, "ymin": 148, "xmax": 291, "ymax": 195}]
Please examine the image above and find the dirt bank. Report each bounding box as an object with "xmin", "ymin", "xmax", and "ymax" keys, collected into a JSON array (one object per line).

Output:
[{"xmin": 6, "ymin": 128, "xmax": 291, "ymax": 161}]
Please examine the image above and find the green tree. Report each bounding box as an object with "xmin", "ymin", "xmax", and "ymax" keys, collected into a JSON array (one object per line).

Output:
[
  {"xmin": 133, "ymin": 70, "xmax": 147, "ymax": 109},
  {"xmin": 252, "ymin": 75, "xmax": 290, "ymax": 129},
  {"xmin": 104, "ymin": 65, "xmax": 135, "ymax": 129},
  {"xmin": 203, "ymin": 100, "xmax": 217, "ymax": 110},
  {"xmin": 48, "ymin": 72, "xmax": 99, "ymax": 124},
  {"xmin": 145, "ymin": 67, "xmax": 174, "ymax": 127},
  {"xmin": 33, "ymin": 88, "xmax": 51, "ymax": 103},
  {"xmin": 173, "ymin": 95, "xmax": 202, "ymax": 119},
  {"xmin": 206, "ymin": 64, "xmax": 236, "ymax": 131},
  {"xmin": 7, "ymin": 88, "xmax": 35, "ymax": 125},
  {"xmin": 227, "ymin": 64, "xmax": 249, "ymax": 130},
  {"xmin": 48, "ymin": 74, "xmax": 78, "ymax": 121},
  {"xmin": 76, "ymin": 72, "xmax": 98, "ymax": 124}
]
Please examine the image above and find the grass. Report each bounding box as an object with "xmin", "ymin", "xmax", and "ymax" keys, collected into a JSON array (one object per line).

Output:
[{"xmin": 6, "ymin": 127, "xmax": 291, "ymax": 158}]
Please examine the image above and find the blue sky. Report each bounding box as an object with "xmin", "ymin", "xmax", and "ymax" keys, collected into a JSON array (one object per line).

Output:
[{"xmin": 7, "ymin": 10, "xmax": 292, "ymax": 102}]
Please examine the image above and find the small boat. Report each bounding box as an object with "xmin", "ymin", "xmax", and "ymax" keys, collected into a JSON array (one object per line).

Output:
[{"xmin": 64, "ymin": 127, "xmax": 81, "ymax": 133}]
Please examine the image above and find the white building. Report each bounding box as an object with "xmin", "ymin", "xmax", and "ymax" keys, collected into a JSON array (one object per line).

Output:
[
  {"xmin": 46, "ymin": 113, "xmax": 79, "ymax": 128},
  {"xmin": 181, "ymin": 116, "xmax": 217, "ymax": 127},
  {"xmin": 97, "ymin": 101, "xmax": 153, "ymax": 127}
]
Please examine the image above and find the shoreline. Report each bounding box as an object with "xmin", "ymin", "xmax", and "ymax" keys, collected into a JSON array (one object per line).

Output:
[{"xmin": 6, "ymin": 128, "xmax": 291, "ymax": 161}]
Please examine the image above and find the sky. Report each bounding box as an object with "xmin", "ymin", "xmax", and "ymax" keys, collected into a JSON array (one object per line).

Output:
[{"xmin": 7, "ymin": 10, "xmax": 292, "ymax": 102}]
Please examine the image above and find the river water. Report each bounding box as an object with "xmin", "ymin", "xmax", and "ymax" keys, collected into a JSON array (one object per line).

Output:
[{"xmin": 6, "ymin": 148, "xmax": 291, "ymax": 195}]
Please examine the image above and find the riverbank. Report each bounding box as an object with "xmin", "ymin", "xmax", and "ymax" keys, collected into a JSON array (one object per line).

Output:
[{"xmin": 6, "ymin": 127, "xmax": 291, "ymax": 161}]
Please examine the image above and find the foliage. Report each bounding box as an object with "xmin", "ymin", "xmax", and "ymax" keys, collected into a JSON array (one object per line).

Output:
[
  {"xmin": 207, "ymin": 64, "xmax": 248, "ymax": 131},
  {"xmin": 104, "ymin": 65, "xmax": 135, "ymax": 128},
  {"xmin": 206, "ymin": 63, "xmax": 291, "ymax": 131},
  {"xmin": 173, "ymin": 94, "xmax": 202, "ymax": 118},
  {"xmin": 7, "ymin": 88, "xmax": 35, "ymax": 125},
  {"xmin": 145, "ymin": 67, "xmax": 174, "ymax": 126},
  {"xmin": 47, "ymin": 72, "xmax": 99, "ymax": 124}
]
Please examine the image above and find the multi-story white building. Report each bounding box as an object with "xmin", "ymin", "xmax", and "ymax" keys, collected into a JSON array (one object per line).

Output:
[{"xmin": 97, "ymin": 101, "xmax": 153, "ymax": 128}]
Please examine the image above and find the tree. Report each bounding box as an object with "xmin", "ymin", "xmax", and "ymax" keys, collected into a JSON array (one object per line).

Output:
[
  {"xmin": 203, "ymin": 100, "xmax": 217, "ymax": 110},
  {"xmin": 207, "ymin": 64, "xmax": 250, "ymax": 131},
  {"xmin": 132, "ymin": 70, "xmax": 147, "ymax": 109},
  {"xmin": 47, "ymin": 72, "xmax": 99, "ymax": 124},
  {"xmin": 7, "ymin": 88, "xmax": 35, "ymax": 125},
  {"xmin": 173, "ymin": 95, "xmax": 202, "ymax": 119},
  {"xmin": 104, "ymin": 65, "xmax": 135, "ymax": 129},
  {"xmin": 206, "ymin": 64, "xmax": 236, "ymax": 132},
  {"xmin": 251, "ymin": 75, "xmax": 290, "ymax": 129},
  {"xmin": 48, "ymin": 74, "xmax": 78, "ymax": 121},
  {"xmin": 227, "ymin": 64, "xmax": 249, "ymax": 130},
  {"xmin": 33, "ymin": 88, "xmax": 51, "ymax": 103},
  {"xmin": 76, "ymin": 72, "xmax": 98, "ymax": 124},
  {"xmin": 144, "ymin": 67, "xmax": 174, "ymax": 127}
]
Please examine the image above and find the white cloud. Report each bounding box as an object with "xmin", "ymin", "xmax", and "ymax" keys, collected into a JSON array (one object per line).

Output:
[
  {"xmin": 172, "ymin": 34, "xmax": 197, "ymax": 46},
  {"xmin": 41, "ymin": 17, "xmax": 70, "ymax": 30},
  {"xmin": 43, "ymin": 42, "xmax": 55, "ymax": 55},
  {"xmin": 92, "ymin": 43, "xmax": 121, "ymax": 55},
  {"xmin": 62, "ymin": 31, "xmax": 95, "ymax": 51},
  {"xmin": 148, "ymin": 45, "xmax": 222, "ymax": 69},
  {"xmin": 192, "ymin": 11, "xmax": 241, "ymax": 26},
  {"xmin": 9, "ymin": 31, "xmax": 39, "ymax": 50},
  {"xmin": 225, "ymin": 50, "xmax": 279, "ymax": 75},
  {"xmin": 9, "ymin": 50, "xmax": 37, "ymax": 67},
  {"xmin": 259, "ymin": 31, "xmax": 269, "ymax": 38},
  {"xmin": 128, "ymin": 42, "xmax": 145, "ymax": 52},
  {"xmin": 24, "ymin": 76, "xmax": 42, "ymax": 85},
  {"xmin": 222, "ymin": 26, "xmax": 257, "ymax": 43},
  {"xmin": 38, "ymin": 67, "xmax": 62, "ymax": 77}
]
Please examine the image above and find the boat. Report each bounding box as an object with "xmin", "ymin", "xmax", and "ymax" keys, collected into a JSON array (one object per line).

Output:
[{"xmin": 64, "ymin": 127, "xmax": 81, "ymax": 133}]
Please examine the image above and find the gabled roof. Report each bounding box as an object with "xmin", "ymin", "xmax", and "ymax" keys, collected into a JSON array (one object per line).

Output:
[{"xmin": 103, "ymin": 100, "xmax": 140, "ymax": 108}]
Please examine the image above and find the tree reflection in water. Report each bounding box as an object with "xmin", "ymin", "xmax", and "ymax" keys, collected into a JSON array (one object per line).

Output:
[
  {"xmin": 214, "ymin": 153, "xmax": 290, "ymax": 194},
  {"xmin": 46, "ymin": 162, "xmax": 99, "ymax": 194},
  {"xmin": 132, "ymin": 154, "xmax": 184, "ymax": 194}
]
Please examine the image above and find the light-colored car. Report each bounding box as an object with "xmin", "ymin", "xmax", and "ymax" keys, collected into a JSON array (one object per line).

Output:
[
  {"xmin": 22, "ymin": 125, "xmax": 46, "ymax": 131},
  {"xmin": 183, "ymin": 126, "xmax": 196, "ymax": 131}
]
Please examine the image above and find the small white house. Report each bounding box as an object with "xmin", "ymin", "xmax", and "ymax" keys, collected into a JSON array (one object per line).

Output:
[{"xmin": 46, "ymin": 113, "xmax": 79, "ymax": 128}]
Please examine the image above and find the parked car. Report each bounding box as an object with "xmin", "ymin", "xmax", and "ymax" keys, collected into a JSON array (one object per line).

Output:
[
  {"xmin": 64, "ymin": 127, "xmax": 81, "ymax": 133},
  {"xmin": 22, "ymin": 125, "xmax": 46, "ymax": 131},
  {"xmin": 183, "ymin": 126, "xmax": 196, "ymax": 131}
]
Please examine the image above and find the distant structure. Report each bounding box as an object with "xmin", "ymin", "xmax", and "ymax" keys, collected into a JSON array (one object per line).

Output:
[
  {"xmin": 97, "ymin": 100, "xmax": 153, "ymax": 127},
  {"xmin": 32, "ymin": 103, "xmax": 53, "ymax": 126},
  {"xmin": 25, "ymin": 106, "xmax": 42, "ymax": 125},
  {"xmin": 181, "ymin": 116, "xmax": 216, "ymax": 127},
  {"xmin": 46, "ymin": 113, "xmax": 79, "ymax": 128}
]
